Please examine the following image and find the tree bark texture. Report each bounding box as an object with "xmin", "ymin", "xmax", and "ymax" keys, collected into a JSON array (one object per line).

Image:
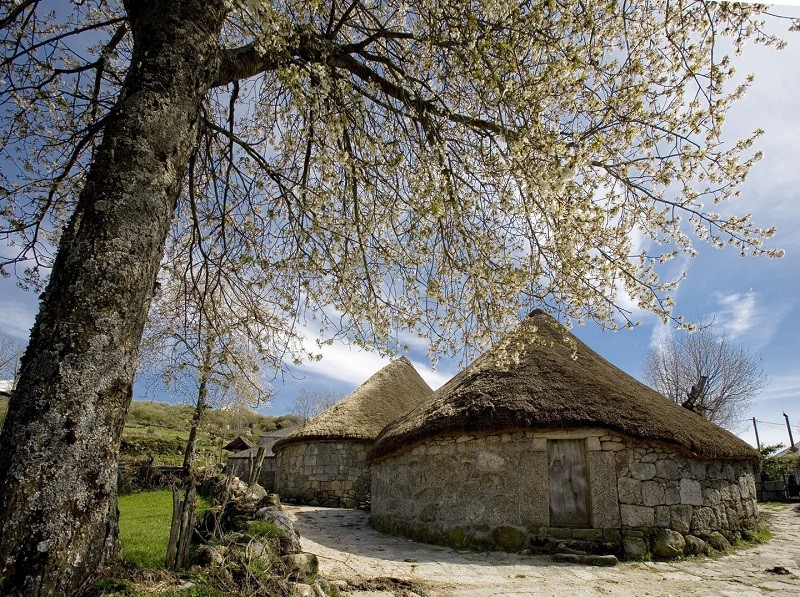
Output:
[
  {"xmin": 182, "ymin": 357, "xmax": 211, "ymax": 473},
  {"xmin": 0, "ymin": 2, "xmax": 227, "ymax": 594}
]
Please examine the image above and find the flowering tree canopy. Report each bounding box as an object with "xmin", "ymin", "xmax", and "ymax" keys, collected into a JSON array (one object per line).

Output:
[{"xmin": 0, "ymin": 1, "xmax": 794, "ymax": 593}]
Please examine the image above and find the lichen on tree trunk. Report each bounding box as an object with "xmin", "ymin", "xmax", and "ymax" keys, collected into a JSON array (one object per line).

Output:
[{"xmin": 0, "ymin": 2, "xmax": 227, "ymax": 594}]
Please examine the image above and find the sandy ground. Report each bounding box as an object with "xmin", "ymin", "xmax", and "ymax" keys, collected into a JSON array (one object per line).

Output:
[{"xmin": 284, "ymin": 503, "xmax": 800, "ymax": 596}]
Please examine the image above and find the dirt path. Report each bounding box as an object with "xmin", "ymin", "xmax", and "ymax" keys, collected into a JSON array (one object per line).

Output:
[{"xmin": 284, "ymin": 503, "xmax": 800, "ymax": 596}]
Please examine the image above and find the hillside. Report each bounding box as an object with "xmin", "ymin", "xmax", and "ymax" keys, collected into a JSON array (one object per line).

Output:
[{"xmin": 0, "ymin": 395, "xmax": 297, "ymax": 466}]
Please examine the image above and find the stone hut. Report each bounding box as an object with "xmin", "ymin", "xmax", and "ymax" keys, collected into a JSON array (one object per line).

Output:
[
  {"xmin": 369, "ymin": 310, "xmax": 761, "ymax": 558},
  {"xmin": 273, "ymin": 357, "xmax": 433, "ymax": 508},
  {"xmin": 226, "ymin": 426, "xmax": 296, "ymax": 488}
]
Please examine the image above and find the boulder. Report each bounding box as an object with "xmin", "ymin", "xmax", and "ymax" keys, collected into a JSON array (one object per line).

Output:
[
  {"xmin": 229, "ymin": 477, "xmax": 248, "ymax": 495},
  {"xmin": 240, "ymin": 483, "xmax": 269, "ymax": 509},
  {"xmin": 623, "ymin": 536, "xmax": 648, "ymax": 560},
  {"xmin": 262, "ymin": 493, "xmax": 282, "ymax": 510},
  {"xmin": 683, "ymin": 535, "xmax": 707, "ymax": 556},
  {"xmin": 282, "ymin": 553, "xmax": 319, "ymax": 582},
  {"xmin": 245, "ymin": 540, "xmax": 269, "ymax": 561},
  {"xmin": 707, "ymin": 531, "xmax": 731, "ymax": 552},
  {"xmin": 253, "ymin": 507, "xmax": 302, "ymax": 554},
  {"xmin": 193, "ymin": 544, "xmax": 226, "ymax": 567},
  {"xmin": 651, "ymin": 528, "xmax": 686, "ymax": 559}
]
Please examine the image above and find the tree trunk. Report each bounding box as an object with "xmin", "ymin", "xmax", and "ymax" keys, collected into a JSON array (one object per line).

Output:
[
  {"xmin": 182, "ymin": 352, "xmax": 212, "ymax": 473},
  {"xmin": 0, "ymin": 2, "xmax": 227, "ymax": 594}
]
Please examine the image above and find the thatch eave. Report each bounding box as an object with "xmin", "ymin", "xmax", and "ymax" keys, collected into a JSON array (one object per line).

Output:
[{"xmin": 370, "ymin": 311, "xmax": 759, "ymax": 464}]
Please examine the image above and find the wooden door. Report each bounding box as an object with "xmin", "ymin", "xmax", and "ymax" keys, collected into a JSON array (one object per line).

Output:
[{"xmin": 547, "ymin": 439, "xmax": 590, "ymax": 527}]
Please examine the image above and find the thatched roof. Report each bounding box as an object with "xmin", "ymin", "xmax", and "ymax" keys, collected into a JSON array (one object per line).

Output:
[
  {"xmin": 273, "ymin": 357, "xmax": 433, "ymax": 451},
  {"xmin": 371, "ymin": 310, "xmax": 759, "ymax": 463}
]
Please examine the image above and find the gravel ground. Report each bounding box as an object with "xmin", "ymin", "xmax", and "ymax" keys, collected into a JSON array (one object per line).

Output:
[{"xmin": 285, "ymin": 502, "xmax": 800, "ymax": 596}]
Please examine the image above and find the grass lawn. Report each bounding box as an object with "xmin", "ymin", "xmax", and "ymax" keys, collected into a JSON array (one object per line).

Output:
[{"xmin": 118, "ymin": 489, "xmax": 210, "ymax": 569}]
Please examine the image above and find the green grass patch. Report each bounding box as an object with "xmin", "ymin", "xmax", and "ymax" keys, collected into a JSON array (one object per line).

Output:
[
  {"xmin": 118, "ymin": 489, "xmax": 210, "ymax": 569},
  {"xmin": 244, "ymin": 520, "xmax": 284, "ymax": 539},
  {"xmin": 742, "ymin": 526, "xmax": 773, "ymax": 546}
]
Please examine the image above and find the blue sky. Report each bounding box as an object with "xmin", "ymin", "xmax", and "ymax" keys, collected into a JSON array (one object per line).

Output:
[{"xmin": 2, "ymin": 3, "xmax": 799, "ymax": 450}]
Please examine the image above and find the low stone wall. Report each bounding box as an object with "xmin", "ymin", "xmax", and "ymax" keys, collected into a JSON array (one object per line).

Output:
[
  {"xmin": 370, "ymin": 429, "xmax": 759, "ymax": 558},
  {"xmin": 226, "ymin": 453, "xmax": 277, "ymax": 490},
  {"xmin": 275, "ymin": 440, "xmax": 370, "ymax": 508}
]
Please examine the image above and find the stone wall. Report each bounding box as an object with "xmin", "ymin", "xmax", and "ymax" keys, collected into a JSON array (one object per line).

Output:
[
  {"xmin": 226, "ymin": 453, "xmax": 276, "ymax": 489},
  {"xmin": 370, "ymin": 429, "xmax": 759, "ymax": 557},
  {"xmin": 614, "ymin": 442, "xmax": 759, "ymax": 558},
  {"xmin": 274, "ymin": 440, "xmax": 370, "ymax": 508}
]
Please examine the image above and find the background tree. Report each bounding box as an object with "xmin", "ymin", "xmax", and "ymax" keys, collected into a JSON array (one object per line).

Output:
[
  {"xmin": 759, "ymin": 443, "xmax": 800, "ymax": 481},
  {"xmin": 139, "ymin": 202, "xmax": 310, "ymax": 472},
  {"xmin": 0, "ymin": 332, "xmax": 24, "ymax": 381},
  {"xmin": 0, "ymin": 1, "xmax": 793, "ymax": 593},
  {"xmin": 292, "ymin": 389, "xmax": 343, "ymax": 424},
  {"xmin": 643, "ymin": 323, "xmax": 768, "ymax": 429},
  {"xmin": 140, "ymin": 286, "xmax": 272, "ymax": 473}
]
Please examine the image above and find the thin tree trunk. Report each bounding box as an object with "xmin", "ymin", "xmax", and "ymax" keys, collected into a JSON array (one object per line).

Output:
[
  {"xmin": 0, "ymin": 2, "xmax": 227, "ymax": 594},
  {"xmin": 182, "ymin": 348, "xmax": 213, "ymax": 473}
]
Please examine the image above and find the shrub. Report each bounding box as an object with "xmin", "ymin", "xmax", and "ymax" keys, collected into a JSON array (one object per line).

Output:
[
  {"xmin": 121, "ymin": 435, "xmax": 186, "ymax": 458},
  {"xmin": 118, "ymin": 457, "xmax": 178, "ymax": 494}
]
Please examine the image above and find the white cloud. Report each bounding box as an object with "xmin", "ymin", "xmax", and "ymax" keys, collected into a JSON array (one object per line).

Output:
[
  {"xmin": 709, "ymin": 290, "xmax": 789, "ymax": 349},
  {"xmin": 294, "ymin": 326, "xmax": 455, "ymax": 391},
  {"xmin": 712, "ymin": 291, "xmax": 758, "ymax": 339},
  {"xmin": 755, "ymin": 373, "xmax": 800, "ymax": 405},
  {"xmin": 648, "ymin": 322, "xmax": 673, "ymax": 349}
]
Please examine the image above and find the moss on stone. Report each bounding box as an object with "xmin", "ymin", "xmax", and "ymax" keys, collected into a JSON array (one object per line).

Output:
[
  {"xmin": 446, "ymin": 528, "xmax": 469, "ymax": 549},
  {"xmin": 492, "ymin": 526, "xmax": 528, "ymax": 551}
]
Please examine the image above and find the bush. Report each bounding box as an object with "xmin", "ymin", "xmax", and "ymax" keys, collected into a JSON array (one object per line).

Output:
[
  {"xmin": 121, "ymin": 435, "xmax": 186, "ymax": 458},
  {"xmin": 760, "ymin": 444, "xmax": 800, "ymax": 481},
  {"xmin": 118, "ymin": 457, "xmax": 178, "ymax": 494}
]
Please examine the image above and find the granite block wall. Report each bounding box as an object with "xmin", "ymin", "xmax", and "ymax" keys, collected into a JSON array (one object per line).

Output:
[
  {"xmin": 370, "ymin": 429, "xmax": 759, "ymax": 557},
  {"xmin": 274, "ymin": 440, "xmax": 370, "ymax": 508}
]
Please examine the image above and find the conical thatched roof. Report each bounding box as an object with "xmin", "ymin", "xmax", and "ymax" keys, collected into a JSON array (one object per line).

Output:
[
  {"xmin": 371, "ymin": 310, "xmax": 759, "ymax": 463},
  {"xmin": 273, "ymin": 357, "xmax": 433, "ymax": 451}
]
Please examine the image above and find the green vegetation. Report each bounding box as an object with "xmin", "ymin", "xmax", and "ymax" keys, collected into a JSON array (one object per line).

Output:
[
  {"xmin": 0, "ymin": 395, "xmax": 7, "ymax": 426},
  {"xmin": 760, "ymin": 444, "xmax": 800, "ymax": 481},
  {"xmin": 121, "ymin": 400, "xmax": 298, "ymax": 466},
  {"xmin": 0, "ymin": 397, "xmax": 298, "ymax": 460},
  {"xmin": 118, "ymin": 489, "xmax": 211, "ymax": 569},
  {"xmin": 743, "ymin": 526, "xmax": 773, "ymax": 546},
  {"xmin": 244, "ymin": 520, "xmax": 284, "ymax": 539}
]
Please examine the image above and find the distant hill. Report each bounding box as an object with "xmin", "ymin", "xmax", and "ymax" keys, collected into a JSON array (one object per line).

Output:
[{"xmin": 0, "ymin": 396, "xmax": 298, "ymax": 466}]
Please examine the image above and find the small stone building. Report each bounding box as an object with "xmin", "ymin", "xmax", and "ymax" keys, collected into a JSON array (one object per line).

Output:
[
  {"xmin": 222, "ymin": 436, "xmax": 252, "ymax": 454},
  {"xmin": 369, "ymin": 310, "xmax": 761, "ymax": 558},
  {"xmin": 226, "ymin": 426, "xmax": 296, "ymax": 488},
  {"xmin": 273, "ymin": 357, "xmax": 433, "ymax": 508}
]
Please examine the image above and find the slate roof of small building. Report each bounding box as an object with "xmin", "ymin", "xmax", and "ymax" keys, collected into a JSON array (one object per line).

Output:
[
  {"xmin": 222, "ymin": 436, "xmax": 252, "ymax": 453},
  {"xmin": 273, "ymin": 357, "xmax": 433, "ymax": 451},
  {"xmin": 228, "ymin": 426, "xmax": 297, "ymax": 460},
  {"xmin": 370, "ymin": 310, "xmax": 760, "ymax": 463}
]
